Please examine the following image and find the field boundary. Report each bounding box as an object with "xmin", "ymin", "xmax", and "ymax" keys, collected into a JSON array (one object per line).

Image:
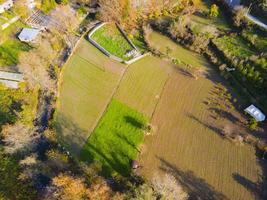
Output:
[{"xmin": 88, "ymin": 22, "xmax": 145, "ymax": 64}]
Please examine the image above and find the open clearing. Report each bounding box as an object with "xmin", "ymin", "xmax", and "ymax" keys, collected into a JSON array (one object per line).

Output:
[
  {"xmin": 81, "ymin": 99, "xmax": 147, "ymax": 177},
  {"xmin": 139, "ymin": 32, "xmax": 266, "ymax": 200},
  {"xmin": 55, "ymin": 38, "xmax": 124, "ymax": 155},
  {"xmin": 148, "ymin": 31, "xmax": 209, "ymax": 69},
  {"xmin": 115, "ymin": 55, "xmax": 170, "ymax": 117}
]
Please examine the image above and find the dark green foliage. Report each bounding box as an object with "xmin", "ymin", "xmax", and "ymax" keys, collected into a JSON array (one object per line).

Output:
[{"xmin": 0, "ymin": 150, "xmax": 37, "ymax": 199}]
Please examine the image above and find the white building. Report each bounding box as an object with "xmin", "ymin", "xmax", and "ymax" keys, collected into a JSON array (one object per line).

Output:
[
  {"xmin": 18, "ymin": 28, "xmax": 40, "ymax": 42},
  {"xmin": 0, "ymin": 71, "xmax": 24, "ymax": 89},
  {"xmin": 0, "ymin": 0, "xmax": 13, "ymax": 14},
  {"xmin": 245, "ymin": 105, "xmax": 266, "ymax": 122}
]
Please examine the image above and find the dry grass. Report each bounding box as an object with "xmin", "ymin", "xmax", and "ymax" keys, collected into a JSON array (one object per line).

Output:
[
  {"xmin": 55, "ymin": 38, "xmax": 123, "ymax": 155},
  {"xmin": 115, "ymin": 55, "xmax": 170, "ymax": 118},
  {"xmin": 139, "ymin": 33, "xmax": 265, "ymax": 200}
]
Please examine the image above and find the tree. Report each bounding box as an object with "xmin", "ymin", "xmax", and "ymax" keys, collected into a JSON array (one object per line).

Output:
[
  {"xmin": 152, "ymin": 174, "xmax": 188, "ymax": 200},
  {"xmin": 13, "ymin": 0, "xmax": 31, "ymax": 19},
  {"xmin": 248, "ymin": 117, "xmax": 258, "ymax": 130},
  {"xmin": 233, "ymin": 6, "xmax": 248, "ymax": 27},
  {"xmin": 1, "ymin": 123, "xmax": 39, "ymax": 154},
  {"xmin": 51, "ymin": 173, "xmax": 88, "ymax": 200},
  {"xmin": 209, "ymin": 4, "xmax": 219, "ymax": 18}
]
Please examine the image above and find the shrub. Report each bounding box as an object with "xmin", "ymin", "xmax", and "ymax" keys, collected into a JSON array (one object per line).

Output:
[{"xmin": 248, "ymin": 117, "xmax": 258, "ymax": 130}]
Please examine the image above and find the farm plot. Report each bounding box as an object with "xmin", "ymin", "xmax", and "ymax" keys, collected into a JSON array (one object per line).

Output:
[
  {"xmin": 148, "ymin": 31, "xmax": 209, "ymax": 69},
  {"xmin": 81, "ymin": 99, "xmax": 147, "ymax": 176},
  {"xmin": 140, "ymin": 33, "xmax": 265, "ymax": 200},
  {"xmin": 90, "ymin": 23, "xmax": 135, "ymax": 61},
  {"xmin": 115, "ymin": 55, "xmax": 170, "ymax": 117},
  {"xmin": 55, "ymin": 38, "xmax": 124, "ymax": 155}
]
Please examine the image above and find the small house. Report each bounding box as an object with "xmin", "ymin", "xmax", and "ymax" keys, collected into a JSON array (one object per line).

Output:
[
  {"xmin": 244, "ymin": 105, "xmax": 266, "ymax": 122},
  {"xmin": 0, "ymin": 0, "xmax": 13, "ymax": 14},
  {"xmin": 18, "ymin": 28, "xmax": 40, "ymax": 42}
]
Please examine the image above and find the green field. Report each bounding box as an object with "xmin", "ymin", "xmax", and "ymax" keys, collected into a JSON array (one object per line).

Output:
[
  {"xmin": 81, "ymin": 99, "xmax": 147, "ymax": 176},
  {"xmin": 91, "ymin": 23, "xmax": 134, "ymax": 61},
  {"xmin": 214, "ymin": 35, "xmax": 255, "ymax": 58},
  {"xmin": 55, "ymin": 38, "xmax": 123, "ymax": 155},
  {"xmin": 115, "ymin": 55, "xmax": 170, "ymax": 117},
  {"xmin": 140, "ymin": 32, "xmax": 265, "ymax": 200}
]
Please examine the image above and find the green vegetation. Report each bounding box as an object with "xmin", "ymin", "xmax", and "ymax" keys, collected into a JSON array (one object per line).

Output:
[
  {"xmin": 0, "ymin": 84, "xmax": 39, "ymax": 127},
  {"xmin": 191, "ymin": 0, "xmax": 230, "ymax": 31},
  {"xmin": 0, "ymin": 40, "xmax": 31, "ymax": 67},
  {"xmin": 55, "ymin": 38, "xmax": 123, "ymax": 155},
  {"xmin": 39, "ymin": 0, "xmax": 57, "ymax": 13},
  {"xmin": 214, "ymin": 35, "xmax": 255, "ymax": 58},
  {"xmin": 91, "ymin": 23, "xmax": 134, "ymax": 61},
  {"xmin": 115, "ymin": 55, "xmax": 169, "ymax": 117},
  {"xmin": 242, "ymin": 29, "xmax": 267, "ymax": 52},
  {"xmin": 81, "ymin": 99, "xmax": 147, "ymax": 176}
]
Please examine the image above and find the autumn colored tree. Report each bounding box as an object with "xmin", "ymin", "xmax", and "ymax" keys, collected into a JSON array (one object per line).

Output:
[{"xmin": 209, "ymin": 4, "xmax": 219, "ymax": 18}]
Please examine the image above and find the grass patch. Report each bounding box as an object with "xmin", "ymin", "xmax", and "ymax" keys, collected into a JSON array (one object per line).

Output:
[
  {"xmin": 115, "ymin": 55, "xmax": 169, "ymax": 117},
  {"xmin": 242, "ymin": 29, "xmax": 267, "ymax": 52},
  {"xmin": 55, "ymin": 38, "xmax": 122, "ymax": 155},
  {"xmin": 214, "ymin": 35, "xmax": 255, "ymax": 58},
  {"xmin": 91, "ymin": 23, "xmax": 134, "ymax": 61},
  {"xmin": 191, "ymin": 0, "xmax": 231, "ymax": 31},
  {"xmin": 0, "ymin": 40, "xmax": 31, "ymax": 67},
  {"xmin": 148, "ymin": 31, "xmax": 210, "ymax": 68},
  {"xmin": 81, "ymin": 99, "xmax": 147, "ymax": 177}
]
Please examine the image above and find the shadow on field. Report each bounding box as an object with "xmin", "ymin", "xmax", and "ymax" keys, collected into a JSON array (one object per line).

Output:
[
  {"xmin": 187, "ymin": 113, "xmax": 224, "ymax": 138},
  {"xmin": 124, "ymin": 116, "xmax": 145, "ymax": 129},
  {"xmin": 81, "ymin": 141, "xmax": 131, "ymax": 177},
  {"xmin": 54, "ymin": 113, "xmax": 88, "ymax": 157},
  {"xmin": 158, "ymin": 157, "xmax": 228, "ymax": 200},
  {"xmin": 232, "ymin": 149, "xmax": 267, "ymax": 200}
]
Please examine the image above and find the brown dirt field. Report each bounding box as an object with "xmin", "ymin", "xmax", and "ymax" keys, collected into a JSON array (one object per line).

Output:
[{"xmin": 139, "ymin": 65, "xmax": 266, "ymax": 200}]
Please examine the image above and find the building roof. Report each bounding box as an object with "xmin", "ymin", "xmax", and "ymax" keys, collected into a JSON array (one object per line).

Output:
[
  {"xmin": 18, "ymin": 28, "xmax": 40, "ymax": 42},
  {"xmin": 0, "ymin": 79, "xmax": 20, "ymax": 88},
  {"xmin": 244, "ymin": 105, "xmax": 266, "ymax": 122},
  {"xmin": 0, "ymin": 71, "xmax": 23, "ymax": 82}
]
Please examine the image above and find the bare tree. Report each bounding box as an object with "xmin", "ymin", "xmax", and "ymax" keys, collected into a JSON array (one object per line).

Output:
[
  {"xmin": 1, "ymin": 123, "xmax": 39, "ymax": 154},
  {"xmin": 152, "ymin": 173, "xmax": 188, "ymax": 200}
]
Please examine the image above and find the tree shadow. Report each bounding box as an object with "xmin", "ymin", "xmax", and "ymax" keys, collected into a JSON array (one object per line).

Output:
[
  {"xmin": 187, "ymin": 113, "xmax": 224, "ymax": 138},
  {"xmin": 232, "ymin": 173, "xmax": 261, "ymax": 199},
  {"xmin": 54, "ymin": 113, "xmax": 89, "ymax": 157},
  {"xmin": 81, "ymin": 140, "xmax": 131, "ymax": 177},
  {"xmin": 157, "ymin": 157, "xmax": 228, "ymax": 200},
  {"xmin": 114, "ymin": 131, "xmax": 140, "ymax": 153},
  {"xmin": 232, "ymin": 146, "xmax": 267, "ymax": 200},
  {"xmin": 208, "ymin": 107, "xmax": 240, "ymax": 123},
  {"xmin": 124, "ymin": 116, "xmax": 145, "ymax": 129}
]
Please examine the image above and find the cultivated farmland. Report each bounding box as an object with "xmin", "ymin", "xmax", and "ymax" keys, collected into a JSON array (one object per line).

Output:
[
  {"xmin": 115, "ymin": 55, "xmax": 170, "ymax": 117},
  {"xmin": 139, "ymin": 33, "xmax": 266, "ymax": 200},
  {"xmin": 55, "ymin": 38, "xmax": 124, "ymax": 155},
  {"xmin": 81, "ymin": 99, "xmax": 147, "ymax": 176}
]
